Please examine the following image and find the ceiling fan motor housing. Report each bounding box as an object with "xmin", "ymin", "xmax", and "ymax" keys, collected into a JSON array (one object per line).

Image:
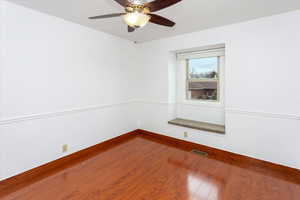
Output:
[{"xmin": 125, "ymin": 5, "xmax": 150, "ymax": 14}]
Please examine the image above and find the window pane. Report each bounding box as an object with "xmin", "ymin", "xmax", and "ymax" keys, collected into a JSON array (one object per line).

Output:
[
  {"xmin": 188, "ymin": 57, "xmax": 218, "ymax": 79},
  {"xmin": 187, "ymin": 57, "xmax": 219, "ymax": 101},
  {"xmin": 188, "ymin": 82, "xmax": 218, "ymax": 100}
]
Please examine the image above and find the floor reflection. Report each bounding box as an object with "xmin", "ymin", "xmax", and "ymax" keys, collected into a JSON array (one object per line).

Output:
[{"xmin": 188, "ymin": 174, "xmax": 219, "ymax": 199}]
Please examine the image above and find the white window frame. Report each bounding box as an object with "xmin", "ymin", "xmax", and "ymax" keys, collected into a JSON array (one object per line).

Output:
[{"xmin": 176, "ymin": 46, "xmax": 225, "ymax": 108}]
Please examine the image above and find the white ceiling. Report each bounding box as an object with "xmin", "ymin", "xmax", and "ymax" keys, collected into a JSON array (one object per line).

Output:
[{"xmin": 7, "ymin": 0, "xmax": 300, "ymax": 42}]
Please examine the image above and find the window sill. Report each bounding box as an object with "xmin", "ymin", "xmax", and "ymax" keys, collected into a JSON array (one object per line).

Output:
[
  {"xmin": 168, "ymin": 118, "xmax": 225, "ymax": 134},
  {"xmin": 178, "ymin": 100, "xmax": 224, "ymax": 108}
]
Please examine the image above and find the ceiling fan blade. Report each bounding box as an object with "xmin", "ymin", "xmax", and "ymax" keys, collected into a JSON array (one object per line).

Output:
[
  {"xmin": 113, "ymin": 0, "xmax": 131, "ymax": 7},
  {"xmin": 145, "ymin": 0, "xmax": 181, "ymax": 12},
  {"xmin": 89, "ymin": 13, "xmax": 125, "ymax": 19},
  {"xmin": 128, "ymin": 26, "xmax": 135, "ymax": 33},
  {"xmin": 149, "ymin": 14, "xmax": 175, "ymax": 27}
]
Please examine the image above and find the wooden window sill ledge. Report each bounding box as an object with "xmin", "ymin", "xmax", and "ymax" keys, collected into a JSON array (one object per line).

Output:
[{"xmin": 168, "ymin": 118, "xmax": 225, "ymax": 134}]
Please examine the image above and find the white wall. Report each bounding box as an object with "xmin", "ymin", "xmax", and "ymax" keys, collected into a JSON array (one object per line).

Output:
[
  {"xmin": 135, "ymin": 10, "xmax": 300, "ymax": 169},
  {"xmin": 0, "ymin": 0, "xmax": 5, "ymax": 180},
  {"xmin": 0, "ymin": 1, "xmax": 138, "ymax": 180}
]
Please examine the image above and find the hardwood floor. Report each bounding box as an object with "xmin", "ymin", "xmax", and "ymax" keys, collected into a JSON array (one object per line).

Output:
[{"xmin": 0, "ymin": 134, "xmax": 299, "ymax": 200}]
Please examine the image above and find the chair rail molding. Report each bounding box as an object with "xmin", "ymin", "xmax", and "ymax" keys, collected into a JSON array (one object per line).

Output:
[
  {"xmin": 0, "ymin": 101, "xmax": 136, "ymax": 125},
  {"xmin": 1, "ymin": 101, "xmax": 299, "ymax": 126},
  {"xmin": 134, "ymin": 101, "xmax": 300, "ymax": 120},
  {"xmin": 226, "ymin": 108, "xmax": 300, "ymax": 120}
]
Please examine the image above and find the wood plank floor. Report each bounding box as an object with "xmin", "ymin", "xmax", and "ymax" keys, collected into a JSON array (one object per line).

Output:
[{"xmin": 0, "ymin": 135, "xmax": 299, "ymax": 200}]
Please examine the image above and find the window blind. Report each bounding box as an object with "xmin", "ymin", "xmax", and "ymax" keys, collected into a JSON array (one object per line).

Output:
[{"xmin": 177, "ymin": 46, "xmax": 225, "ymax": 60}]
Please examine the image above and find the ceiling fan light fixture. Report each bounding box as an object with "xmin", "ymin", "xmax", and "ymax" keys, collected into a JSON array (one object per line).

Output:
[
  {"xmin": 89, "ymin": 0, "xmax": 180, "ymax": 32},
  {"xmin": 123, "ymin": 11, "xmax": 150, "ymax": 28}
]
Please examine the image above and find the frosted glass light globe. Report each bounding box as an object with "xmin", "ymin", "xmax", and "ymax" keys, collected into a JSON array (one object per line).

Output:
[{"xmin": 123, "ymin": 12, "xmax": 150, "ymax": 28}]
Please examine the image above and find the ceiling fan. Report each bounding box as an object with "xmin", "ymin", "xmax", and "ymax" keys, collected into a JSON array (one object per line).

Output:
[{"xmin": 89, "ymin": 0, "xmax": 182, "ymax": 32}]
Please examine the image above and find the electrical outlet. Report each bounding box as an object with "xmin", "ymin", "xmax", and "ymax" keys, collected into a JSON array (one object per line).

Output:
[
  {"xmin": 62, "ymin": 144, "xmax": 68, "ymax": 153},
  {"xmin": 184, "ymin": 132, "xmax": 188, "ymax": 138}
]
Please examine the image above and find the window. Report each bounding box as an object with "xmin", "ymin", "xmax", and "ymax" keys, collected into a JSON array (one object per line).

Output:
[
  {"xmin": 186, "ymin": 57, "xmax": 219, "ymax": 101},
  {"xmin": 176, "ymin": 45, "xmax": 225, "ymax": 104}
]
